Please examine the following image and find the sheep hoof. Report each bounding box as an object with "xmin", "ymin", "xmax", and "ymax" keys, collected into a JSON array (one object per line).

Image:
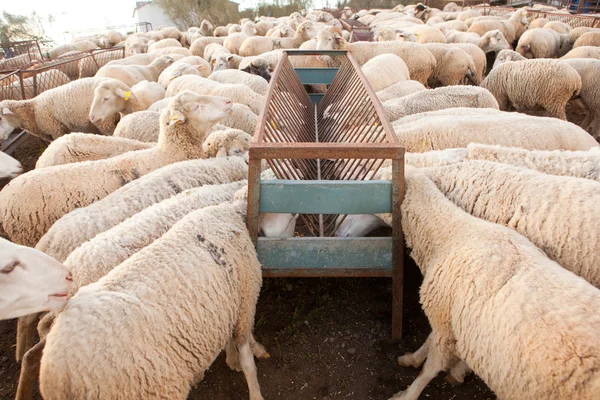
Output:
[
  {"xmin": 397, "ymin": 354, "xmax": 416, "ymax": 368},
  {"xmin": 256, "ymin": 350, "xmax": 270, "ymax": 360},
  {"xmin": 444, "ymin": 374, "xmax": 463, "ymax": 386}
]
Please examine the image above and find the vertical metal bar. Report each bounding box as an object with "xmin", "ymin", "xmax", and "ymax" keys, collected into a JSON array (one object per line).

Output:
[
  {"xmin": 247, "ymin": 156, "xmax": 262, "ymax": 247},
  {"xmin": 391, "ymin": 157, "xmax": 405, "ymax": 340},
  {"xmin": 32, "ymin": 73, "xmax": 38, "ymax": 97}
]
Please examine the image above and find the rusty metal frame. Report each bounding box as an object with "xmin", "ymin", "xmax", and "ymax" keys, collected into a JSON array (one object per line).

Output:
[{"xmin": 247, "ymin": 50, "xmax": 405, "ymax": 339}]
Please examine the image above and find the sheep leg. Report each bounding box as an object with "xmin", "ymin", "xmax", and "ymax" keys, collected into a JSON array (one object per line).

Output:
[
  {"xmin": 16, "ymin": 313, "xmax": 40, "ymax": 362},
  {"xmin": 389, "ymin": 344, "xmax": 445, "ymax": 400},
  {"xmin": 397, "ymin": 333, "xmax": 431, "ymax": 368},
  {"xmin": 444, "ymin": 360, "xmax": 472, "ymax": 386},
  {"xmin": 580, "ymin": 113, "xmax": 594, "ymax": 131},
  {"xmin": 238, "ymin": 340, "xmax": 264, "ymax": 400},
  {"xmin": 249, "ymin": 333, "xmax": 270, "ymax": 360},
  {"xmin": 15, "ymin": 338, "xmax": 46, "ymax": 400},
  {"xmin": 226, "ymin": 339, "xmax": 242, "ymax": 372},
  {"xmin": 545, "ymin": 104, "xmax": 567, "ymax": 121}
]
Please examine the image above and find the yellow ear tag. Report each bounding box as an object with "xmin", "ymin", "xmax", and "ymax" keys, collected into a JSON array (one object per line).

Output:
[
  {"xmin": 271, "ymin": 121, "xmax": 279, "ymax": 130},
  {"xmin": 123, "ymin": 91, "xmax": 131, "ymax": 101}
]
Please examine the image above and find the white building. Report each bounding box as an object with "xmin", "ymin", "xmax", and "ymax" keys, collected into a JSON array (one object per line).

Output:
[{"xmin": 132, "ymin": 1, "xmax": 176, "ymax": 30}]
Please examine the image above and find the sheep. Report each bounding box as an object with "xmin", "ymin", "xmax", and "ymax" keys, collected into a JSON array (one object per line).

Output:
[
  {"xmin": 481, "ymin": 59, "xmax": 581, "ymax": 120},
  {"xmin": 105, "ymin": 52, "xmax": 171, "ymax": 66},
  {"xmin": 315, "ymin": 28, "xmax": 436, "ymax": 85},
  {"xmin": 99, "ymin": 30, "xmax": 122, "ymax": 48},
  {"xmin": 204, "ymin": 43, "xmax": 234, "ymax": 63},
  {"xmin": 467, "ymin": 144, "xmax": 600, "ymax": 182},
  {"xmin": 423, "ymin": 160, "xmax": 600, "ymax": 288},
  {"xmin": 39, "ymin": 201, "xmax": 267, "ymax": 400},
  {"xmin": 147, "ymin": 38, "xmax": 182, "ymax": 52},
  {"xmin": 148, "ymin": 47, "xmax": 192, "ymax": 57},
  {"xmin": 0, "ymin": 151, "xmax": 23, "ymax": 179},
  {"xmin": 62, "ymin": 181, "xmax": 246, "ymax": 298},
  {"xmin": 203, "ymin": 129, "xmax": 252, "ymax": 157},
  {"xmin": 238, "ymin": 56, "xmax": 274, "ymax": 82},
  {"xmin": 445, "ymin": 29, "xmax": 511, "ymax": 54},
  {"xmin": 392, "ymin": 108, "xmax": 598, "ymax": 152},
  {"xmin": 387, "ymin": 167, "xmax": 600, "ymax": 400},
  {"xmin": 36, "ymin": 155, "xmax": 249, "ymax": 263},
  {"xmin": 422, "ymin": 44, "xmax": 477, "ymax": 87},
  {"xmin": 113, "ymin": 110, "xmax": 161, "ymax": 142},
  {"xmin": 397, "ymin": 26, "xmax": 448, "ymax": 44},
  {"xmin": 158, "ymin": 26, "xmax": 182, "ymax": 40},
  {"xmin": 573, "ymin": 31, "xmax": 600, "ymax": 48},
  {"xmin": 145, "ymin": 31, "xmax": 164, "ymax": 42},
  {"xmin": 88, "ymin": 79, "xmax": 162, "ymax": 124},
  {"xmin": 158, "ymin": 59, "xmax": 212, "ymax": 88},
  {"xmin": 0, "ymin": 78, "xmax": 118, "ymax": 142},
  {"xmin": 239, "ymin": 21, "xmax": 316, "ymax": 57},
  {"xmin": 254, "ymin": 20, "xmax": 274, "ymax": 36},
  {"xmin": 468, "ymin": 9, "xmax": 529, "ymax": 44},
  {"xmin": 544, "ymin": 20, "xmax": 572, "ymax": 34},
  {"xmin": 384, "ymin": 86, "xmax": 499, "ymax": 122},
  {"xmin": 492, "ymin": 48, "xmax": 526, "ymax": 68},
  {"xmin": 446, "ymin": 42, "xmax": 486, "ymax": 84},
  {"xmin": 224, "ymin": 21, "xmax": 258, "ymax": 55},
  {"xmin": 166, "ymin": 75, "xmax": 263, "ymax": 115},
  {"xmin": 516, "ymin": 28, "xmax": 562, "ymax": 58},
  {"xmin": 124, "ymin": 35, "xmax": 149, "ymax": 54},
  {"xmin": 0, "ymin": 238, "xmax": 72, "ymax": 321},
  {"xmin": 95, "ymin": 55, "xmax": 174, "ymax": 86},
  {"xmin": 561, "ymin": 58, "xmax": 600, "ymax": 139},
  {"xmin": 190, "ymin": 37, "xmax": 225, "ymax": 57},
  {"xmin": 0, "ymin": 92, "xmax": 234, "ymax": 246},
  {"xmin": 529, "ymin": 17, "xmax": 549, "ymax": 29},
  {"xmin": 360, "ymin": 54, "xmax": 410, "ymax": 92},
  {"xmin": 558, "ymin": 27, "xmax": 599, "ymax": 56},
  {"xmin": 376, "ymin": 80, "xmax": 427, "ymax": 102},
  {"xmin": 35, "ymin": 133, "xmax": 153, "ymax": 168},
  {"xmin": 208, "ymin": 69, "xmax": 268, "ymax": 96},
  {"xmin": 214, "ymin": 25, "xmax": 231, "ymax": 37},
  {"xmin": 6, "ymin": 69, "xmax": 71, "ymax": 101},
  {"xmin": 561, "ymin": 45, "xmax": 600, "ymax": 60},
  {"xmin": 430, "ymin": 20, "xmax": 468, "ymax": 32},
  {"xmin": 199, "ymin": 19, "xmax": 214, "ymax": 36}
]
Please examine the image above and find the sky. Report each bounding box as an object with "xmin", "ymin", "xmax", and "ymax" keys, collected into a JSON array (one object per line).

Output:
[{"xmin": 1, "ymin": 0, "xmax": 330, "ymax": 44}]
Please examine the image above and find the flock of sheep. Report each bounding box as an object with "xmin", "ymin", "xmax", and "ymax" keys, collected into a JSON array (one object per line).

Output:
[{"xmin": 0, "ymin": 2, "xmax": 599, "ymax": 399}]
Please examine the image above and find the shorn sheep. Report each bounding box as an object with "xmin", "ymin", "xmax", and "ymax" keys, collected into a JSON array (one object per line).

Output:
[
  {"xmin": 0, "ymin": 92, "xmax": 234, "ymax": 246},
  {"xmin": 423, "ymin": 160, "xmax": 600, "ymax": 288},
  {"xmin": 40, "ymin": 201, "xmax": 267, "ymax": 400},
  {"xmin": 0, "ymin": 238, "xmax": 72, "ymax": 320},
  {"xmin": 35, "ymin": 133, "xmax": 153, "ymax": 168},
  {"xmin": 466, "ymin": 144, "xmax": 600, "ymax": 182},
  {"xmin": 0, "ymin": 78, "xmax": 118, "ymax": 142},
  {"xmin": 481, "ymin": 59, "xmax": 581, "ymax": 120},
  {"xmin": 392, "ymin": 108, "xmax": 598, "ymax": 152},
  {"xmin": 0, "ymin": 151, "xmax": 23, "ymax": 179},
  {"xmin": 387, "ymin": 167, "xmax": 600, "ymax": 400},
  {"xmin": 383, "ymin": 86, "xmax": 499, "ymax": 122}
]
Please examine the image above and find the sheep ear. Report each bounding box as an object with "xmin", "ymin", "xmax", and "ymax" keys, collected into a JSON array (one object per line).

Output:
[
  {"xmin": 490, "ymin": 36, "xmax": 497, "ymax": 45},
  {"xmin": 334, "ymin": 33, "xmax": 343, "ymax": 42},
  {"xmin": 169, "ymin": 110, "xmax": 186, "ymax": 126},
  {"xmin": 506, "ymin": 55, "xmax": 513, "ymax": 62},
  {"xmin": 211, "ymin": 58, "xmax": 217, "ymax": 65},
  {"xmin": 226, "ymin": 55, "xmax": 234, "ymax": 62},
  {"xmin": 241, "ymin": 65, "xmax": 251, "ymax": 73},
  {"xmin": 115, "ymin": 88, "xmax": 131, "ymax": 100},
  {"xmin": 2, "ymin": 107, "xmax": 13, "ymax": 115}
]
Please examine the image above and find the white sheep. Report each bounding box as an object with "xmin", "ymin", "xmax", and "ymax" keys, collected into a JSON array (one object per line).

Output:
[
  {"xmin": 515, "ymin": 28, "xmax": 562, "ymax": 58},
  {"xmin": 148, "ymin": 46, "xmax": 192, "ymax": 57},
  {"xmin": 203, "ymin": 129, "xmax": 252, "ymax": 157},
  {"xmin": 35, "ymin": 133, "xmax": 153, "ymax": 168},
  {"xmin": 113, "ymin": 110, "xmax": 161, "ymax": 142},
  {"xmin": 0, "ymin": 78, "xmax": 118, "ymax": 142},
  {"xmin": 492, "ymin": 48, "xmax": 526, "ymax": 68},
  {"xmin": 159, "ymin": 26, "xmax": 182, "ymax": 41},
  {"xmin": 40, "ymin": 201, "xmax": 267, "ymax": 400},
  {"xmin": 444, "ymin": 29, "xmax": 511, "ymax": 54},
  {"xmin": 124, "ymin": 35, "xmax": 149, "ymax": 54},
  {"xmin": 561, "ymin": 46, "xmax": 600, "ymax": 60},
  {"xmin": 95, "ymin": 55, "xmax": 175, "ymax": 86},
  {"xmin": 36, "ymin": 156, "xmax": 249, "ymax": 263},
  {"xmin": 0, "ymin": 151, "xmax": 23, "ymax": 179},
  {"xmin": 388, "ymin": 167, "xmax": 600, "ymax": 400},
  {"xmin": 360, "ymin": 54, "xmax": 410, "ymax": 92},
  {"xmin": 467, "ymin": 9, "xmax": 529, "ymax": 44},
  {"xmin": 467, "ymin": 144, "xmax": 600, "ymax": 182},
  {"xmin": 561, "ymin": 58, "xmax": 600, "ymax": 139},
  {"xmin": 190, "ymin": 37, "xmax": 225, "ymax": 57},
  {"xmin": 376, "ymin": 80, "xmax": 426, "ymax": 102},
  {"xmin": 0, "ymin": 238, "xmax": 72, "ymax": 321},
  {"xmin": 574, "ymin": 31, "xmax": 600, "ymax": 48},
  {"xmin": 481, "ymin": 59, "xmax": 581, "ymax": 120},
  {"xmin": 208, "ymin": 69, "xmax": 268, "ymax": 95},
  {"xmin": 383, "ymin": 86, "xmax": 499, "ymax": 122},
  {"xmin": 7, "ymin": 69, "xmax": 71, "ymax": 101},
  {"xmin": 0, "ymin": 92, "xmax": 234, "ymax": 246},
  {"xmin": 158, "ymin": 57, "xmax": 211, "ymax": 87},
  {"xmin": 544, "ymin": 20, "xmax": 572, "ymax": 34},
  {"xmin": 224, "ymin": 21, "xmax": 258, "ymax": 55},
  {"xmin": 147, "ymin": 38, "xmax": 182, "ymax": 52},
  {"xmin": 315, "ymin": 27, "xmax": 436, "ymax": 85},
  {"xmin": 166, "ymin": 75, "xmax": 264, "ymax": 115},
  {"xmin": 424, "ymin": 160, "xmax": 600, "ymax": 288},
  {"xmin": 239, "ymin": 21, "xmax": 316, "ymax": 57},
  {"xmin": 392, "ymin": 108, "xmax": 598, "ymax": 152}
]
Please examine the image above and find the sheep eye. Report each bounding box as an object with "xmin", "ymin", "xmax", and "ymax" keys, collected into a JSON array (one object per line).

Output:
[
  {"xmin": 103, "ymin": 97, "xmax": 109, "ymax": 102},
  {"xmin": 2, "ymin": 260, "xmax": 20, "ymax": 274}
]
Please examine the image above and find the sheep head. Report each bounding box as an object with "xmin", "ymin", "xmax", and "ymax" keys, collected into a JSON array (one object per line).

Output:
[
  {"xmin": 162, "ymin": 91, "xmax": 232, "ymax": 134},
  {"xmin": 0, "ymin": 237, "xmax": 72, "ymax": 320},
  {"xmin": 89, "ymin": 80, "xmax": 134, "ymax": 123},
  {"xmin": 0, "ymin": 149, "xmax": 22, "ymax": 179},
  {"xmin": 0, "ymin": 104, "xmax": 21, "ymax": 141},
  {"xmin": 316, "ymin": 28, "xmax": 346, "ymax": 51},
  {"xmin": 203, "ymin": 129, "xmax": 251, "ymax": 158},
  {"xmin": 296, "ymin": 21, "xmax": 317, "ymax": 40},
  {"xmin": 212, "ymin": 54, "xmax": 237, "ymax": 72},
  {"xmin": 151, "ymin": 55, "xmax": 175, "ymax": 72},
  {"xmin": 482, "ymin": 30, "xmax": 511, "ymax": 53},
  {"xmin": 241, "ymin": 59, "xmax": 272, "ymax": 82}
]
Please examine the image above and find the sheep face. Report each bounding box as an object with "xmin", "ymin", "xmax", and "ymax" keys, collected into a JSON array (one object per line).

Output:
[
  {"xmin": 259, "ymin": 213, "xmax": 299, "ymax": 238},
  {"xmin": 482, "ymin": 30, "xmax": 511, "ymax": 53},
  {"xmin": 316, "ymin": 29, "xmax": 345, "ymax": 51},
  {"xmin": 335, "ymin": 214, "xmax": 387, "ymax": 237},
  {"xmin": 168, "ymin": 92, "xmax": 233, "ymax": 128},
  {"xmin": 212, "ymin": 54, "xmax": 237, "ymax": 72},
  {"xmin": 241, "ymin": 62, "xmax": 272, "ymax": 82},
  {"xmin": 0, "ymin": 238, "xmax": 72, "ymax": 320},
  {"xmin": 0, "ymin": 106, "xmax": 19, "ymax": 141},
  {"xmin": 0, "ymin": 151, "xmax": 22, "ymax": 179},
  {"xmin": 89, "ymin": 81, "xmax": 131, "ymax": 123}
]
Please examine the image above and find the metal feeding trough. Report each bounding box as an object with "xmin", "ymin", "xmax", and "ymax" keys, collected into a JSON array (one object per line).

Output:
[{"xmin": 246, "ymin": 50, "xmax": 406, "ymax": 339}]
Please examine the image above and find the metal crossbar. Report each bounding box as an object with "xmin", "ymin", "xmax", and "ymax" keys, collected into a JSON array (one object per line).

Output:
[{"xmin": 247, "ymin": 50, "xmax": 405, "ymax": 339}]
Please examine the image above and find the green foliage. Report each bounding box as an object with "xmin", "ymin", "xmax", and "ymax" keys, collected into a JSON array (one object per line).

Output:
[{"xmin": 0, "ymin": 11, "xmax": 54, "ymax": 44}]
